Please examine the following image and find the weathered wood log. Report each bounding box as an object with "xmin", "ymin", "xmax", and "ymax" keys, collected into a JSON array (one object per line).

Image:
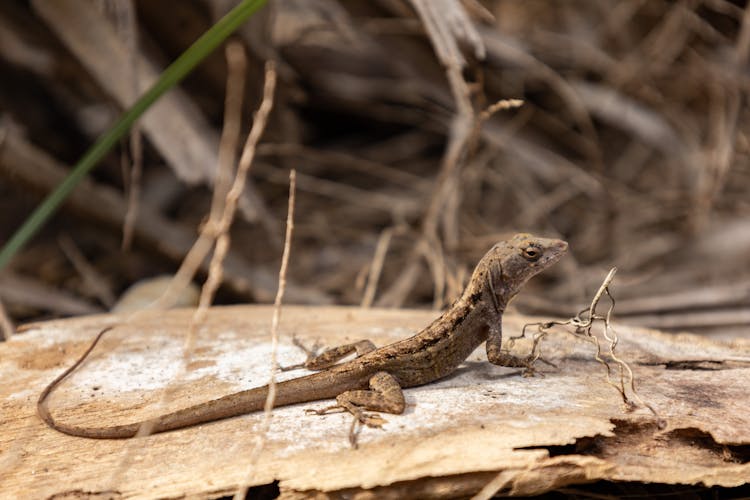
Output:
[{"xmin": 1, "ymin": 306, "xmax": 748, "ymax": 498}]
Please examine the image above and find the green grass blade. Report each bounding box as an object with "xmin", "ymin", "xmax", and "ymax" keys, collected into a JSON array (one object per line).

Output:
[{"xmin": 0, "ymin": 0, "xmax": 267, "ymax": 270}]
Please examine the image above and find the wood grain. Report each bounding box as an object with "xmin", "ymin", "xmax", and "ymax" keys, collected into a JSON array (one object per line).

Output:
[{"xmin": 1, "ymin": 306, "xmax": 749, "ymax": 498}]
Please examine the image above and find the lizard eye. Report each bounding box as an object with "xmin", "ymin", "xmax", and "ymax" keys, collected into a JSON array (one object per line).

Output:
[{"xmin": 522, "ymin": 246, "xmax": 541, "ymax": 262}]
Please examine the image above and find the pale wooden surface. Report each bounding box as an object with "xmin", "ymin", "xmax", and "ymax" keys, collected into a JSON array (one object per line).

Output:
[{"xmin": 1, "ymin": 305, "xmax": 749, "ymax": 498}]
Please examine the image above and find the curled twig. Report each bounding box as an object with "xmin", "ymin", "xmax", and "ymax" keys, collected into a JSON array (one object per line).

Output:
[{"xmin": 518, "ymin": 267, "xmax": 658, "ymax": 416}]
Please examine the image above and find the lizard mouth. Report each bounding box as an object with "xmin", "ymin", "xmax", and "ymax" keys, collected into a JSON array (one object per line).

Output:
[
  {"xmin": 553, "ymin": 240, "xmax": 569, "ymax": 253},
  {"xmin": 541, "ymin": 239, "xmax": 568, "ymax": 265}
]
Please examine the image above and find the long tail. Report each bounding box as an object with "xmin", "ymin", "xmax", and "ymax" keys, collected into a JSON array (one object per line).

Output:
[{"xmin": 38, "ymin": 327, "xmax": 364, "ymax": 439}]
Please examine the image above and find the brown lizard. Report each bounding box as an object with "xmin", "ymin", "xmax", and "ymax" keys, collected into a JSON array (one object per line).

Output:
[{"xmin": 38, "ymin": 233, "xmax": 567, "ymax": 442}]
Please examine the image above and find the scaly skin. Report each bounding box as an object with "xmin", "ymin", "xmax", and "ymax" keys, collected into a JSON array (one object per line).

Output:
[{"xmin": 38, "ymin": 233, "xmax": 567, "ymax": 439}]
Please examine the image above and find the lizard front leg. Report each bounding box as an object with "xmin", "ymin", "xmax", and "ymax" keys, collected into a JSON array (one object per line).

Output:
[
  {"xmin": 484, "ymin": 265, "xmax": 526, "ymax": 368},
  {"xmin": 486, "ymin": 321, "xmax": 527, "ymax": 368},
  {"xmin": 310, "ymin": 371, "xmax": 405, "ymax": 447}
]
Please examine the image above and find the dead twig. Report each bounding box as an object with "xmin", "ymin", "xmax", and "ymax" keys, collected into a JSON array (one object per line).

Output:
[
  {"xmin": 58, "ymin": 234, "xmax": 116, "ymax": 309},
  {"xmin": 193, "ymin": 59, "xmax": 277, "ymax": 322},
  {"xmin": 0, "ymin": 297, "xmax": 14, "ymax": 340},
  {"xmin": 361, "ymin": 227, "xmax": 394, "ymax": 308},
  {"xmin": 379, "ymin": 0, "xmax": 483, "ymax": 308},
  {"xmin": 516, "ymin": 268, "xmax": 658, "ymax": 416},
  {"xmin": 107, "ymin": 53, "xmax": 278, "ymax": 488},
  {"xmin": 235, "ymin": 169, "xmax": 296, "ymax": 499},
  {"xmin": 0, "ymin": 271, "xmax": 102, "ymax": 316},
  {"xmin": 155, "ymin": 40, "xmax": 248, "ymax": 312},
  {"xmin": 32, "ymin": 0, "xmax": 276, "ymax": 231},
  {"xmin": 31, "ymin": 0, "xmax": 215, "ymax": 184},
  {"xmin": 478, "ymin": 98, "xmax": 524, "ymax": 122},
  {"xmin": 104, "ymin": 0, "xmax": 143, "ymax": 251},
  {"xmin": 0, "ymin": 122, "xmax": 327, "ymax": 305},
  {"xmin": 255, "ymin": 162, "xmax": 421, "ymax": 216},
  {"xmin": 257, "ymin": 143, "xmax": 426, "ymax": 188}
]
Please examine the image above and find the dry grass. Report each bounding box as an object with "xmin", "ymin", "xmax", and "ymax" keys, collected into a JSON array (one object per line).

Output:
[{"xmin": 0, "ymin": 0, "xmax": 748, "ymax": 337}]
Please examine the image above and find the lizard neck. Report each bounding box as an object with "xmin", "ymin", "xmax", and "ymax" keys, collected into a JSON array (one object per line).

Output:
[
  {"xmin": 382, "ymin": 290, "xmax": 501, "ymax": 388},
  {"xmin": 460, "ymin": 260, "xmax": 509, "ymax": 315}
]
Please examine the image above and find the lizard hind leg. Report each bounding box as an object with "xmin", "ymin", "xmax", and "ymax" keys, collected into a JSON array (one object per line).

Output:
[
  {"xmin": 309, "ymin": 371, "xmax": 405, "ymax": 448},
  {"xmin": 283, "ymin": 339, "xmax": 377, "ymax": 371}
]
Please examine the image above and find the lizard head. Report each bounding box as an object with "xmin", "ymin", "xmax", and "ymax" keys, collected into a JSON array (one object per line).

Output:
[{"xmin": 471, "ymin": 233, "xmax": 568, "ymax": 304}]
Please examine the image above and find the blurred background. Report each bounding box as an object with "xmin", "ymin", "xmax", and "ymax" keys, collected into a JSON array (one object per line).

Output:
[{"xmin": 1, "ymin": 0, "xmax": 749, "ymax": 339}]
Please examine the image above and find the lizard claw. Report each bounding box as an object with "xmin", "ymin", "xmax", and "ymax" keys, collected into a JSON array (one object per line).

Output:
[
  {"xmin": 358, "ymin": 412, "xmax": 387, "ymax": 428},
  {"xmin": 347, "ymin": 411, "xmax": 387, "ymax": 449},
  {"xmin": 306, "ymin": 404, "xmax": 344, "ymax": 416},
  {"xmin": 292, "ymin": 334, "xmax": 322, "ymax": 359},
  {"xmin": 280, "ymin": 335, "xmax": 323, "ymax": 372}
]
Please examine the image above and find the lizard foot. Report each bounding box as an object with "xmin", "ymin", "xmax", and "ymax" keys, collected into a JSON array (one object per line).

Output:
[
  {"xmin": 347, "ymin": 409, "xmax": 387, "ymax": 449},
  {"xmin": 354, "ymin": 410, "xmax": 387, "ymax": 429},
  {"xmin": 305, "ymin": 404, "xmax": 345, "ymax": 416},
  {"xmin": 305, "ymin": 404, "xmax": 386, "ymax": 427},
  {"xmin": 279, "ymin": 335, "xmax": 322, "ymax": 371},
  {"xmin": 305, "ymin": 403, "xmax": 387, "ymax": 449},
  {"xmin": 522, "ymin": 355, "xmax": 557, "ymax": 377}
]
